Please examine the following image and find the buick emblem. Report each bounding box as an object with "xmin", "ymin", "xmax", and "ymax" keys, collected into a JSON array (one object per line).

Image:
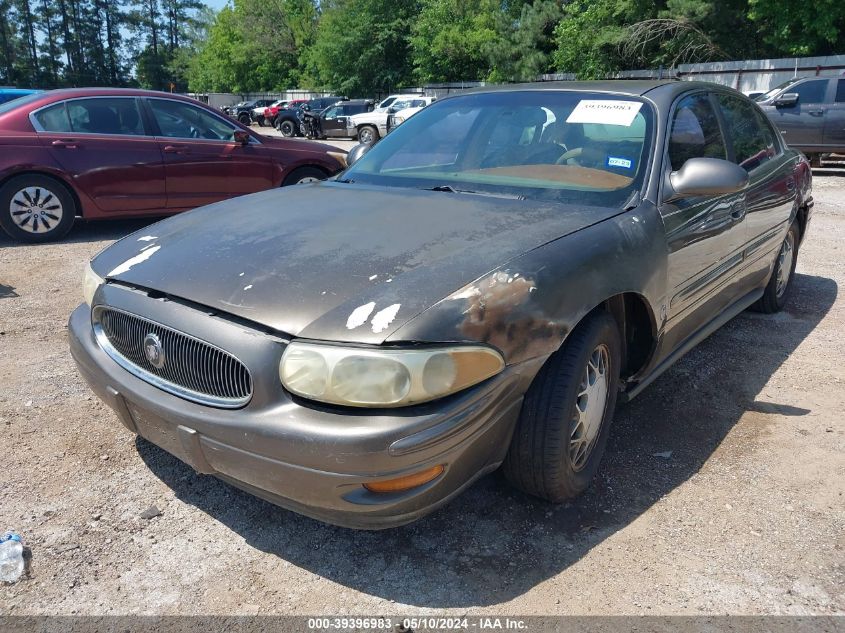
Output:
[{"xmin": 143, "ymin": 333, "xmax": 166, "ymax": 369}]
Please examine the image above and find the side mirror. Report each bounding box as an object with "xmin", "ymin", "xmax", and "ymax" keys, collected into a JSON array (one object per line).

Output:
[
  {"xmin": 669, "ymin": 157, "xmax": 749, "ymax": 198},
  {"xmin": 233, "ymin": 130, "xmax": 250, "ymax": 145},
  {"xmin": 774, "ymin": 92, "xmax": 799, "ymax": 107},
  {"xmin": 346, "ymin": 143, "xmax": 371, "ymax": 167}
]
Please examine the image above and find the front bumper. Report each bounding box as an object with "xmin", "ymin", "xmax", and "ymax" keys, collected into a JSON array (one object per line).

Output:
[{"xmin": 68, "ymin": 297, "xmax": 534, "ymax": 529}]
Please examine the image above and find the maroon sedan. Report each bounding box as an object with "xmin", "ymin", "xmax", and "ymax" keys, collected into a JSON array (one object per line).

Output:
[{"xmin": 0, "ymin": 88, "xmax": 346, "ymax": 242}]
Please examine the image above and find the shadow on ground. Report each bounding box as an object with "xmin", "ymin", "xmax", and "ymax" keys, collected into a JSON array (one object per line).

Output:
[
  {"xmin": 136, "ymin": 272, "xmax": 837, "ymax": 607},
  {"xmin": 0, "ymin": 217, "xmax": 162, "ymax": 248}
]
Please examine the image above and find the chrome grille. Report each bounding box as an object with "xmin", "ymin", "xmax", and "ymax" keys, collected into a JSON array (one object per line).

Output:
[{"xmin": 94, "ymin": 307, "xmax": 252, "ymax": 408}]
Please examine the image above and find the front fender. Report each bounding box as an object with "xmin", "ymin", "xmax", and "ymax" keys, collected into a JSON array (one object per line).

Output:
[{"xmin": 387, "ymin": 203, "xmax": 668, "ymax": 366}]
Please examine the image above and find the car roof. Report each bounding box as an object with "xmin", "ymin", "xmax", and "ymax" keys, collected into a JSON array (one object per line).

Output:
[
  {"xmin": 459, "ymin": 80, "xmax": 744, "ymax": 106},
  {"xmin": 343, "ymin": 99, "xmax": 373, "ymax": 106}
]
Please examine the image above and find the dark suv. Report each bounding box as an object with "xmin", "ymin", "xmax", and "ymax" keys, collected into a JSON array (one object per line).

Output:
[
  {"xmin": 756, "ymin": 76, "xmax": 845, "ymax": 165},
  {"xmin": 317, "ymin": 99, "xmax": 374, "ymax": 138},
  {"xmin": 275, "ymin": 96, "xmax": 346, "ymax": 137},
  {"xmin": 227, "ymin": 99, "xmax": 275, "ymax": 126}
]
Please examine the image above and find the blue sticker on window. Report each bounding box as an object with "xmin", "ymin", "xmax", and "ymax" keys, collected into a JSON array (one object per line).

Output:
[{"xmin": 607, "ymin": 156, "xmax": 633, "ymax": 169}]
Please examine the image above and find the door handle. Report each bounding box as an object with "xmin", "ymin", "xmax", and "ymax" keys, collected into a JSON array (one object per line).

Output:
[
  {"xmin": 51, "ymin": 139, "xmax": 79, "ymax": 149},
  {"xmin": 807, "ymin": 109, "xmax": 825, "ymax": 116},
  {"xmin": 786, "ymin": 178, "xmax": 796, "ymax": 192},
  {"xmin": 730, "ymin": 201, "xmax": 747, "ymax": 221},
  {"xmin": 162, "ymin": 144, "xmax": 189, "ymax": 153}
]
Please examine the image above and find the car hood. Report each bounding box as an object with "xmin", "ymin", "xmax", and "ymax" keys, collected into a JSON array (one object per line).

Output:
[
  {"xmin": 92, "ymin": 183, "xmax": 622, "ymax": 344},
  {"xmin": 348, "ymin": 112, "xmax": 388, "ymax": 125}
]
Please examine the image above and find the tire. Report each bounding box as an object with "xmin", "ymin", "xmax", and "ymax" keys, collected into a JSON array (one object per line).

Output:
[
  {"xmin": 282, "ymin": 166, "xmax": 327, "ymax": 186},
  {"xmin": 0, "ymin": 174, "xmax": 76, "ymax": 243},
  {"xmin": 279, "ymin": 119, "xmax": 296, "ymax": 137},
  {"xmin": 238, "ymin": 113, "xmax": 250, "ymax": 126},
  {"xmin": 257, "ymin": 116, "xmax": 265, "ymax": 127},
  {"xmin": 503, "ymin": 311, "xmax": 621, "ymax": 502},
  {"xmin": 358, "ymin": 125, "xmax": 378, "ymax": 145},
  {"xmin": 752, "ymin": 221, "xmax": 799, "ymax": 313}
]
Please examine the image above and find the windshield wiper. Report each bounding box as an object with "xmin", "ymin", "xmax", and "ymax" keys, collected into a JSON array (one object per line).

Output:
[
  {"xmin": 423, "ymin": 185, "xmax": 524, "ymax": 200},
  {"xmin": 334, "ymin": 177, "xmax": 355, "ymax": 184}
]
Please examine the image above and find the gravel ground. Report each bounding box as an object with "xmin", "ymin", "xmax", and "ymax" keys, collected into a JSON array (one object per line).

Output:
[{"xmin": 0, "ymin": 156, "xmax": 843, "ymax": 616}]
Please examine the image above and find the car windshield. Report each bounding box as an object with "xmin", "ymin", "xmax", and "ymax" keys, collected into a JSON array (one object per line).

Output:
[
  {"xmin": 344, "ymin": 90, "xmax": 654, "ymax": 207},
  {"xmin": 0, "ymin": 91, "xmax": 43, "ymax": 115},
  {"xmin": 755, "ymin": 80, "xmax": 797, "ymax": 102}
]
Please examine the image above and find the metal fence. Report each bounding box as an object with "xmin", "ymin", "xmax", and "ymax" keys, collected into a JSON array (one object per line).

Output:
[
  {"xmin": 541, "ymin": 54, "xmax": 845, "ymax": 94},
  {"xmin": 188, "ymin": 54, "xmax": 845, "ymax": 107}
]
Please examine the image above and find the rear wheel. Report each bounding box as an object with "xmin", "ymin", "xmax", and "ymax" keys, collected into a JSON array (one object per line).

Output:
[
  {"xmin": 279, "ymin": 119, "xmax": 296, "ymax": 137},
  {"xmin": 358, "ymin": 125, "xmax": 378, "ymax": 145},
  {"xmin": 257, "ymin": 116, "xmax": 266, "ymax": 127},
  {"xmin": 503, "ymin": 311, "xmax": 621, "ymax": 502},
  {"xmin": 282, "ymin": 166, "xmax": 327, "ymax": 186},
  {"xmin": 0, "ymin": 174, "xmax": 76, "ymax": 243},
  {"xmin": 238, "ymin": 113, "xmax": 250, "ymax": 126},
  {"xmin": 752, "ymin": 221, "xmax": 799, "ymax": 313}
]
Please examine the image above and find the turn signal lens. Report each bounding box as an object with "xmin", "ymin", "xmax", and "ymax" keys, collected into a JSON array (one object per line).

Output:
[
  {"xmin": 364, "ymin": 465, "xmax": 444, "ymax": 493},
  {"xmin": 279, "ymin": 342, "xmax": 504, "ymax": 408}
]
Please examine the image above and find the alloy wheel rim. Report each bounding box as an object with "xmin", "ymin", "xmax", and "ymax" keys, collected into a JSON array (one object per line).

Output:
[
  {"xmin": 360, "ymin": 128, "xmax": 373, "ymax": 143},
  {"xmin": 296, "ymin": 176, "xmax": 320, "ymax": 184},
  {"xmin": 775, "ymin": 232, "xmax": 795, "ymax": 298},
  {"xmin": 9, "ymin": 186, "xmax": 63, "ymax": 234},
  {"xmin": 569, "ymin": 344, "xmax": 610, "ymax": 471},
  {"xmin": 281, "ymin": 122, "xmax": 293, "ymax": 136}
]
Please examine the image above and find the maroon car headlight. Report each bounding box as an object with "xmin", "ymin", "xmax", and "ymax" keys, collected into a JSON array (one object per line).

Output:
[{"xmin": 279, "ymin": 342, "xmax": 505, "ymax": 407}]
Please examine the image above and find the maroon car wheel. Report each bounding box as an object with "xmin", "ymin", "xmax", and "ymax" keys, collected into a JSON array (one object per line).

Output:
[
  {"xmin": 0, "ymin": 175, "xmax": 76, "ymax": 243},
  {"xmin": 282, "ymin": 167, "xmax": 327, "ymax": 186}
]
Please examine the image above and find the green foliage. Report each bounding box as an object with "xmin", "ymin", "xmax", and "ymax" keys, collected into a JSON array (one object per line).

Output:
[
  {"xmin": 488, "ymin": 0, "xmax": 568, "ymax": 82},
  {"xmin": 186, "ymin": 0, "xmax": 317, "ymax": 93},
  {"xmin": 553, "ymin": 0, "xmax": 652, "ymax": 79},
  {"xmin": 2, "ymin": 0, "xmax": 845, "ymax": 94},
  {"xmin": 410, "ymin": 0, "xmax": 503, "ymax": 83},
  {"xmin": 747, "ymin": 0, "xmax": 845, "ymax": 56},
  {"xmin": 304, "ymin": 0, "xmax": 418, "ymax": 95}
]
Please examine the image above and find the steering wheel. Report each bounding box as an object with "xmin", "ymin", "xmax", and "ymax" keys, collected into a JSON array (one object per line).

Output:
[
  {"xmin": 555, "ymin": 147, "xmax": 584, "ymax": 165},
  {"xmin": 188, "ymin": 126, "xmax": 201, "ymax": 139}
]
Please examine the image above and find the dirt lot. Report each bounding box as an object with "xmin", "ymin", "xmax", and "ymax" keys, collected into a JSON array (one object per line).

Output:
[{"xmin": 0, "ymin": 159, "xmax": 843, "ymax": 616}]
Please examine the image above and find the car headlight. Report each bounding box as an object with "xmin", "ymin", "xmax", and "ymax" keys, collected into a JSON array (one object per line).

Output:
[
  {"xmin": 279, "ymin": 342, "xmax": 505, "ymax": 407},
  {"xmin": 82, "ymin": 262, "xmax": 105, "ymax": 306},
  {"xmin": 393, "ymin": 116, "xmax": 405, "ymax": 125}
]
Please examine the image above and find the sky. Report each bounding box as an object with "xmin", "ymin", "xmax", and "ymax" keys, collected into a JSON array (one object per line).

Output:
[{"xmin": 203, "ymin": 0, "xmax": 229, "ymax": 10}]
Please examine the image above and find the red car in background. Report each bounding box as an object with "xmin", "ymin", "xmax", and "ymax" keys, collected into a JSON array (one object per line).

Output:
[
  {"xmin": 0, "ymin": 88, "xmax": 346, "ymax": 242},
  {"xmin": 269, "ymin": 99, "xmax": 307, "ymax": 130}
]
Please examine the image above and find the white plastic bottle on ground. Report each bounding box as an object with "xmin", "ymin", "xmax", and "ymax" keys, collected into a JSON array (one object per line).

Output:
[{"xmin": 0, "ymin": 531, "xmax": 24, "ymax": 583}]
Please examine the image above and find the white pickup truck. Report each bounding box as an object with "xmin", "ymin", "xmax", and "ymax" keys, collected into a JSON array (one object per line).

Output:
[{"xmin": 347, "ymin": 96, "xmax": 436, "ymax": 144}]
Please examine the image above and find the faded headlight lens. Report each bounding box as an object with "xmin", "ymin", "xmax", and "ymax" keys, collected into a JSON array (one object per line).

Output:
[
  {"xmin": 279, "ymin": 342, "xmax": 505, "ymax": 407},
  {"xmin": 82, "ymin": 262, "xmax": 105, "ymax": 306}
]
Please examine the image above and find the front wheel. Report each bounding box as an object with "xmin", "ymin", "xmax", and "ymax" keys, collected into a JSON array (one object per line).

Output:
[
  {"xmin": 0, "ymin": 174, "xmax": 76, "ymax": 243},
  {"xmin": 752, "ymin": 221, "xmax": 799, "ymax": 313},
  {"xmin": 279, "ymin": 119, "xmax": 296, "ymax": 137},
  {"xmin": 503, "ymin": 311, "xmax": 621, "ymax": 502},
  {"xmin": 282, "ymin": 166, "xmax": 327, "ymax": 186},
  {"xmin": 238, "ymin": 114, "xmax": 250, "ymax": 126}
]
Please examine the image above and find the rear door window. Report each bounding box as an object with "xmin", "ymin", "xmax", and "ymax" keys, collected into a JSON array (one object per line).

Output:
[
  {"xmin": 65, "ymin": 98, "xmax": 145, "ymax": 135},
  {"xmin": 716, "ymin": 94, "xmax": 777, "ymax": 171},
  {"xmin": 33, "ymin": 103, "xmax": 72, "ymax": 132}
]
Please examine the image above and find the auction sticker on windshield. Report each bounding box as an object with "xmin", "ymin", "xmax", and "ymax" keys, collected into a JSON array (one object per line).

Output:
[{"xmin": 566, "ymin": 100, "xmax": 643, "ymax": 126}]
